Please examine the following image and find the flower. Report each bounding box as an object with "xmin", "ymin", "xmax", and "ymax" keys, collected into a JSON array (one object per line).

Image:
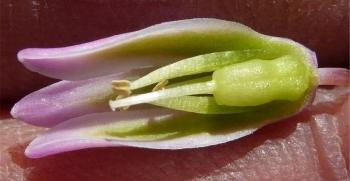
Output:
[{"xmin": 10, "ymin": 18, "xmax": 348, "ymax": 158}]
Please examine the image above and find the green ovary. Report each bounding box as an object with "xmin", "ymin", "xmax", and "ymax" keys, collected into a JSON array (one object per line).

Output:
[{"xmin": 213, "ymin": 56, "xmax": 311, "ymax": 106}]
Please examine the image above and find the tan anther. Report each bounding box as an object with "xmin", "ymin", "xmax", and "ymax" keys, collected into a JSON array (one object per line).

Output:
[
  {"xmin": 112, "ymin": 87, "xmax": 131, "ymax": 97},
  {"xmin": 111, "ymin": 80, "xmax": 131, "ymax": 111},
  {"xmin": 111, "ymin": 80, "xmax": 131, "ymax": 96},
  {"xmin": 152, "ymin": 80, "xmax": 169, "ymax": 92},
  {"xmin": 111, "ymin": 80, "xmax": 130, "ymax": 87}
]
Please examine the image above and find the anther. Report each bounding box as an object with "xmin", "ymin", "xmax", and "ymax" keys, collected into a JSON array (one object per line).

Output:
[
  {"xmin": 111, "ymin": 80, "xmax": 131, "ymax": 87},
  {"xmin": 112, "ymin": 87, "xmax": 131, "ymax": 97},
  {"xmin": 111, "ymin": 80, "xmax": 132, "ymax": 111},
  {"xmin": 152, "ymin": 80, "xmax": 169, "ymax": 92}
]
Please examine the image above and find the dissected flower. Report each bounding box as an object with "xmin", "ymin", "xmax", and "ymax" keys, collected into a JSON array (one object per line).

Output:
[{"xmin": 11, "ymin": 18, "xmax": 348, "ymax": 158}]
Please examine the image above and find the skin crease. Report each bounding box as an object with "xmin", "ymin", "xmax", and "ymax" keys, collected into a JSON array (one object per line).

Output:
[{"xmin": 0, "ymin": 0, "xmax": 348, "ymax": 180}]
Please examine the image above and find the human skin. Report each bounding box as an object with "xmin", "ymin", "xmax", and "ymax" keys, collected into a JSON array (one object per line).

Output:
[{"xmin": 0, "ymin": 0, "xmax": 349, "ymax": 180}]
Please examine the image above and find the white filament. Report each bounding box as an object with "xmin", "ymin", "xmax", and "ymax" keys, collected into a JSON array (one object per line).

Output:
[{"xmin": 109, "ymin": 81, "xmax": 214, "ymax": 111}]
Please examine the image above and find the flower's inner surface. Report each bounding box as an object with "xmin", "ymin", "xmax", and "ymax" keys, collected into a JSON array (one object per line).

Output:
[
  {"xmin": 107, "ymin": 25, "xmax": 316, "ymax": 115},
  {"xmin": 109, "ymin": 48, "xmax": 315, "ymax": 114},
  {"xmin": 102, "ymin": 46, "xmax": 315, "ymax": 141}
]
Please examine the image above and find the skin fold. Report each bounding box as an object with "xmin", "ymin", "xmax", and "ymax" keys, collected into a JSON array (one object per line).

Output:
[{"xmin": 0, "ymin": 0, "xmax": 348, "ymax": 180}]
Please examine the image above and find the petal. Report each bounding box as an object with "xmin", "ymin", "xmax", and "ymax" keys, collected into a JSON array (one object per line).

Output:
[
  {"xmin": 11, "ymin": 68, "xmax": 152, "ymax": 127},
  {"xmin": 18, "ymin": 18, "xmax": 312, "ymax": 80},
  {"xmin": 25, "ymin": 108, "xmax": 257, "ymax": 158},
  {"xmin": 25, "ymin": 89, "xmax": 314, "ymax": 158}
]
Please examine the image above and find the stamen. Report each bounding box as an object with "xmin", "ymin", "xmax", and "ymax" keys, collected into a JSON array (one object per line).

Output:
[
  {"xmin": 109, "ymin": 81, "xmax": 215, "ymax": 110},
  {"xmin": 152, "ymin": 80, "xmax": 169, "ymax": 92},
  {"xmin": 111, "ymin": 80, "xmax": 132, "ymax": 111}
]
